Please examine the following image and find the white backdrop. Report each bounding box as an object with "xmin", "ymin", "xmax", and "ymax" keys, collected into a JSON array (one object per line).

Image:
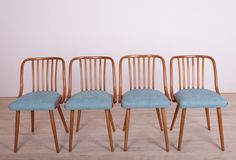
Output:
[{"xmin": 0, "ymin": 0, "xmax": 236, "ymax": 97}]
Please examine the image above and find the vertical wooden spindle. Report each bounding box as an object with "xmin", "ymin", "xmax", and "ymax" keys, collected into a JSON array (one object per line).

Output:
[
  {"xmin": 178, "ymin": 59, "xmax": 182, "ymax": 90},
  {"xmin": 138, "ymin": 57, "xmax": 141, "ymax": 89},
  {"xmin": 128, "ymin": 58, "xmax": 132, "ymax": 90},
  {"xmin": 152, "ymin": 57, "xmax": 156, "ymax": 89},
  {"xmin": 79, "ymin": 59, "xmax": 84, "ymax": 91},
  {"xmin": 148, "ymin": 57, "xmax": 151, "ymax": 88},
  {"xmin": 103, "ymin": 59, "xmax": 106, "ymax": 91},
  {"xmin": 143, "ymin": 57, "xmax": 146, "ymax": 88},
  {"xmin": 133, "ymin": 58, "xmax": 136, "ymax": 89},
  {"xmin": 182, "ymin": 58, "xmax": 186, "ymax": 89}
]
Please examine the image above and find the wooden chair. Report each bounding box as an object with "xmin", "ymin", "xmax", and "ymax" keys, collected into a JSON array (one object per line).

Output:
[
  {"xmin": 9, "ymin": 57, "xmax": 68, "ymax": 153},
  {"xmin": 65, "ymin": 56, "xmax": 117, "ymax": 152},
  {"xmin": 169, "ymin": 55, "xmax": 228, "ymax": 151},
  {"xmin": 119, "ymin": 55, "xmax": 171, "ymax": 152}
]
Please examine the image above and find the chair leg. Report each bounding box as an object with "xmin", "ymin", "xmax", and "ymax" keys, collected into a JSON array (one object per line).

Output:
[
  {"xmin": 161, "ymin": 108, "xmax": 169, "ymax": 152},
  {"xmin": 124, "ymin": 109, "xmax": 131, "ymax": 152},
  {"xmin": 156, "ymin": 108, "xmax": 163, "ymax": 131},
  {"xmin": 31, "ymin": 111, "xmax": 34, "ymax": 132},
  {"xmin": 170, "ymin": 105, "xmax": 179, "ymax": 131},
  {"xmin": 205, "ymin": 108, "xmax": 211, "ymax": 130},
  {"xmin": 49, "ymin": 111, "xmax": 60, "ymax": 153},
  {"xmin": 105, "ymin": 110, "xmax": 114, "ymax": 152},
  {"xmin": 123, "ymin": 111, "xmax": 127, "ymax": 131},
  {"xmin": 14, "ymin": 111, "xmax": 20, "ymax": 153},
  {"xmin": 57, "ymin": 105, "xmax": 69, "ymax": 133},
  {"xmin": 216, "ymin": 108, "xmax": 225, "ymax": 151},
  {"xmin": 178, "ymin": 108, "xmax": 186, "ymax": 151},
  {"xmin": 69, "ymin": 110, "xmax": 74, "ymax": 152},
  {"xmin": 108, "ymin": 110, "xmax": 116, "ymax": 132},
  {"xmin": 76, "ymin": 110, "xmax": 81, "ymax": 132}
]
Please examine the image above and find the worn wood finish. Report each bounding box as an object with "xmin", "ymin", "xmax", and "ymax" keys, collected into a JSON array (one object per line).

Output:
[
  {"xmin": 49, "ymin": 111, "xmax": 60, "ymax": 153},
  {"xmin": 31, "ymin": 111, "xmax": 34, "ymax": 132},
  {"xmin": 105, "ymin": 110, "xmax": 114, "ymax": 152},
  {"xmin": 14, "ymin": 111, "xmax": 20, "ymax": 153},
  {"xmin": 124, "ymin": 109, "xmax": 131, "ymax": 152},
  {"xmin": 155, "ymin": 108, "xmax": 163, "ymax": 131}
]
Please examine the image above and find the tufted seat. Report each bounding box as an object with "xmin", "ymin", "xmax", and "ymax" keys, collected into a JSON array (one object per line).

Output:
[
  {"xmin": 65, "ymin": 90, "xmax": 113, "ymax": 110},
  {"xmin": 9, "ymin": 91, "xmax": 61, "ymax": 111},
  {"xmin": 175, "ymin": 88, "xmax": 228, "ymax": 108},
  {"xmin": 121, "ymin": 89, "xmax": 171, "ymax": 108}
]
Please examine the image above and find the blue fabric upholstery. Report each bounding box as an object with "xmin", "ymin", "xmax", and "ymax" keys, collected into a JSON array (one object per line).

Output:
[
  {"xmin": 64, "ymin": 90, "xmax": 113, "ymax": 110},
  {"xmin": 9, "ymin": 91, "xmax": 61, "ymax": 110},
  {"xmin": 175, "ymin": 89, "xmax": 228, "ymax": 108},
  {"xmin": 121, "ymin": 89, "xmax": 171, "ymax": 108}
]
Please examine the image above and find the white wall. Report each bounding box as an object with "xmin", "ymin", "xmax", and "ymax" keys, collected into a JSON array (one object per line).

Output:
[{"xmin": 0, "ymin": 0, "xmax": 236, "ymax": 97}]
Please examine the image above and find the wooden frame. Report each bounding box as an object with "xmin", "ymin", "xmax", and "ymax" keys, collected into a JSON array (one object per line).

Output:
[
  {"xmin": 14, "ymin": 57, "xmax": 68, "ymax": 153},
  {"xmin": 169, "ymin": 55, "xmax": 225, "ymax": 151},
  {"xmin": 119, "ymin": 54, "xmax": 170, "ymax": 152},
  {"xmin": 67, "ymin": 56, "xmax": 117, "ymax": 152}
]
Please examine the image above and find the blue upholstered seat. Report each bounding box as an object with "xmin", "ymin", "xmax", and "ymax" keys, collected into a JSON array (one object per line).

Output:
[
  {"xmin": 121, "ymin": 89, "xmax": 171, "ymax": 108},
  {"xmin": 9, "ymin": 91, "xmax": 61, "ymax": 110},
  {"xmin": 175, "ymin": 88, "xmax": 228, "ymax": 108},
  {"xmin": 64, "ymin": 90, "xmax": 113, "ymax": 110}
]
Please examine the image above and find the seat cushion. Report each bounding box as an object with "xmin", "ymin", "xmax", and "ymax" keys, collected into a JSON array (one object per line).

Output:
[
  {"xmin": 64, "ymin": 90, "xmax": 113, "ymax": 110},
  {"xmin": 9, "ymin": 91, "xmax": 61, "ymax": 110},
  {"xmin": 121, "ymin": 89, "xmax": 171, "ymax": 108},
  {"xmin": 175, "ymin": 89, "xmax": 228, "ymax": 108}
]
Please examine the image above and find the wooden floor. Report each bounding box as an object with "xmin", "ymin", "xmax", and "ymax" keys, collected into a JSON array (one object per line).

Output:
[{"xmin": 0, "ymin": 94, "xmax": 236, "ymax": 160}]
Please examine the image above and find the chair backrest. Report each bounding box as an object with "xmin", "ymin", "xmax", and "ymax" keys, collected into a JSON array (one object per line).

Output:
[
  {"xmin": 68, "ymin": 56, "xmax": 117, "ymax": 102},
  {"xmin": 170, "ymin": 55, "xmax": 219, "ymax": 101},
  {"xmin": 119, "ymin": 54, "xmax": 169, "ymax": 102},
  {"xmin": 19, "ymin": 57, "xmax": 66, "ymax": 102}
]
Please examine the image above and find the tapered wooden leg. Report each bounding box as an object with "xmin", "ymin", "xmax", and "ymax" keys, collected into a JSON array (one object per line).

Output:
[
  {"xmin": 123, "ymin": 111, "xmax": 127, "ymax": 131},
  {"xmin": 170, "ymin": 105, "xmax": 179, "ymax": 131},
  {"xmin": 31, "ymin": 111, "xmax": 34, "ymax": 132},
  {"xmin": 161, "ymin": 108, "xmax": 169, "ymax": 152},
  {"xmin": 205, "ymin": 108, "xmax": 211, "ymax": 130},
  {"xmin": 217, "ymin": 108, "xmax": 225, "ymax": 151},
  {"xmin": 69, "ymin": 110, "xmax": 74, "ymax": 152},
  {"xmin": 124, "ymin": 109, "xmax": 131, "ymax": 151},
  {"xmin": 14, "ymin": 111, "xmax": 20, "ymax": 153},
  {"xmin": 178, "ymin": 108, "xmax": 186, "ymax": 151},
  {"xmin": 156, "ymin": 108, "xmax": 163, "ymax": 131},
  {"xmin": 57, "ymin": 105, "xmax": 69, "ymax": 133},
  {"xmin": 49, "ymin": 111, "xmax": 60, "ymax": 153},
  {"xmin": 105, "ymin": 110, "xmax": 114, "ymax": 152},
  {"xmin": 109, "ymin": 110, "xmax": 115, "ymax": 132},
  {"xmin": 76, "ymin": 110, "xmax": 81, "ymax": 132}
]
